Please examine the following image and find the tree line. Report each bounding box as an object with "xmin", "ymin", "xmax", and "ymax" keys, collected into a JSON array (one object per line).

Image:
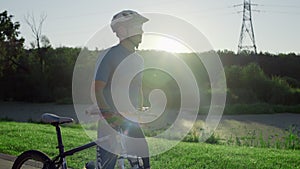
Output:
[{"xmin": 1, "ymin": 10, "xmax": 299, "ymax": 107}]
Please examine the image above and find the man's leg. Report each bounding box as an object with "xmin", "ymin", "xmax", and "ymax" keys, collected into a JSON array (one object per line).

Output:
[
  {"xmin": 96, "ymin": 145, "xmax": 117, "ymax": 169},
  {"xmin": 97, "ymin": 120, "xmax": 118, "ymax": 169},
  {"xmin": 124, "ymin": 122, "xmax": 150, "ymax": 169}
]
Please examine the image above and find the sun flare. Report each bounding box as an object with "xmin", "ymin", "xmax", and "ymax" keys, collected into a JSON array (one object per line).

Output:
[{"xmin": 140, "ymin": 33, "xmax": 191, "ymax": 53}]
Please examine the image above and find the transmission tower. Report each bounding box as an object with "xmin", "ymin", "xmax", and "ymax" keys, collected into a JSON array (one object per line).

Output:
[{"xmin": 237, "ymin": 0, "xmax": 257, "ymax": 54}]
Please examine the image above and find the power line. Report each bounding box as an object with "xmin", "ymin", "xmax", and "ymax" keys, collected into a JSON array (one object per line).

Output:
[
  {"xmin": 262, "ymin": 10, "xmax": 300, "ymax": 15},
  {"xmin": 259, "ymin": 4, "xmax": 300, "ymax": 9}
]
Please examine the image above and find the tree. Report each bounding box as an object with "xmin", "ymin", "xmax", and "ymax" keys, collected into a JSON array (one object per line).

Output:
[
  {"xmin": 41, "ymin": 35, "xmax": 51, "ymax": 48},
  {"xmin": 0, "ymin": 10, "xmax": 25, "ymax": 76},
  {"xmin": 24, "ymin": 12, "xmax": 48, "ymax": 73}
]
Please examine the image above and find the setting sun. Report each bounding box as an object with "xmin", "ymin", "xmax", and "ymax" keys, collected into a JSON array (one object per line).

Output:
[{"xmin": 140, "ymin": 33, "xmax": 192, "ymax": 53}]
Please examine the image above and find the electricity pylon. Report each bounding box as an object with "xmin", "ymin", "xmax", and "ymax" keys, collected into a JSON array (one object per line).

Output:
[{"xmin": 237, "ymin": 0, "xmax": 258, "ymax": 54}]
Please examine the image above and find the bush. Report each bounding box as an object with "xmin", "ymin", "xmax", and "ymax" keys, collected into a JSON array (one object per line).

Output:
[
  {"xmin": 224, "ymin": 103, "xmax": 300, "ymax": 114},
  {"xmin": 204, "ymin": 133, "xmax": 221, "ymax": 144},
  {"xmin": 225, "ymin": 63, "xmax": 299, "ymax": 105},
  {"xmin": 227, "ymin": 88, "xmax": 258, "ymax": 104},
  {"xmin": 269, "ymin": 76, "xmax": 291, "ymax": 104}
]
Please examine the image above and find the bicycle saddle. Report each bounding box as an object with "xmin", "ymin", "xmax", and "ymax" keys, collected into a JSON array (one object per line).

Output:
[{"xmin": 41, "ymin": 113, "xmax": 74, "ymax": 124}]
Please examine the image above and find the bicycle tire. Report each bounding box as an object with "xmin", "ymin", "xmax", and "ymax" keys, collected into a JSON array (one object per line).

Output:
[{"xmin": 12, "ymin": 150, "xmax": 54, "ymax": 169}]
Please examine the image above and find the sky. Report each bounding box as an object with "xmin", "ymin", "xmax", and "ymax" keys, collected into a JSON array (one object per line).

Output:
[{"xmin": 1, "ymin": 0, "xmax": 300, "ymax": 54}]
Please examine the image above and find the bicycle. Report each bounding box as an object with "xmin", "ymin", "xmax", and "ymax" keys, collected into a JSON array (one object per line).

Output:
[{"xmin": 11, "ymin": 113, "xmax": 145, "ymax": 169}]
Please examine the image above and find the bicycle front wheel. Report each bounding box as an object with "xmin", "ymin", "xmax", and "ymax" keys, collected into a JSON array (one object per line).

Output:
[{"xmin": 12, "ymin": 150, "xmax": 53, "ymax": 169}]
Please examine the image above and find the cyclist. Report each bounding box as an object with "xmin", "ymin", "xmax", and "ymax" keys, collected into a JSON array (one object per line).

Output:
[{"xmin": 94, "ymin": 10, "xmax": 150, "ymax": 169}]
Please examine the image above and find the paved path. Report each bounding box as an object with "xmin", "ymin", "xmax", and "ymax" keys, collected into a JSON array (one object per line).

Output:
[
  {"xmin": 0, "ymin": 153, "xmax": 42, "ymax": 169},
  {"xmin": 0, "ymin": 153, "xmax": 73, "ymax": 169},
  {"xmin": 0, "ymin": 153, "xmax": 17, "ymax": 169},
  {"xmin": 0, "ymin": 102, "xmax": 77, "ymax": 122},
  {"xmin": 1, "ymin": 102, "xmax": 300, "ymax": 130}
]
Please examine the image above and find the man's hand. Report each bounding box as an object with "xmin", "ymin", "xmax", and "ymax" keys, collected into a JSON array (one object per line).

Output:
[
  {"xmin": 101, "ymin": 112, "xmax": 124, "ymax": 128},
  {"xmin": 85, "ymin": 104, "xmax": 100, "ymax": 115}
]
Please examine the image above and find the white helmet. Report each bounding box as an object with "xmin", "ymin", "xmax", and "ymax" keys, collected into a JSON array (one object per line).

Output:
[{"xmin": 111, "ymin": 10, "xmax": 148, "ymax": 41}]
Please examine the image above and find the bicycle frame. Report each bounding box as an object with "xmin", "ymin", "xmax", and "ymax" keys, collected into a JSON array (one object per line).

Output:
[
  {"xmin": 50, "ymin": 123, "xmax": 141, "ymax": 169},
  {"xmin": 51, "ymin": 123, "xmax": 98, "ymax": 169}
]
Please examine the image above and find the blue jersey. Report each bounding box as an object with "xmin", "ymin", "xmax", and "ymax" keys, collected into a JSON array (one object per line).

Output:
[{"xmin": 95, "ymin": 44, "xmax": 143, "ymax": 111}]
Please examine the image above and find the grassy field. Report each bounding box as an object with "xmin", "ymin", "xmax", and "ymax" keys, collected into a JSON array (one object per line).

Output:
[{"xmin": 1, "ymin": 121, "xmax": 299, "ymax": 169}]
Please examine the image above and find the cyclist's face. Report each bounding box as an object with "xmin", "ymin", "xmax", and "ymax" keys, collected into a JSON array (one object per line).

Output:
[{"xmin": 129, "ymin": 34, "xmax": 143, "ymax": 48}]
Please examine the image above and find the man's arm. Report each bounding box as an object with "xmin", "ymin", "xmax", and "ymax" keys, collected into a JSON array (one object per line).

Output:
[
  {"xmin": 94, "ymin": 80, "xmax": 123, "ymax": 126},
  {"xmin": 94, "ymin": 80, "xmax": 111, "ymax": 111}
]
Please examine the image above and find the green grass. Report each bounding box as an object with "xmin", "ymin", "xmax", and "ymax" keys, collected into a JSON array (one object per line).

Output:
[
  {"xmin": 1, "ymin": 121, "xmax": 300, "ymax": 169},
  {"xmin": 0, "ymin": 121, "xmax": 94, "ymax": 168},
  {"xmin": 152, "ymin": 143, "xmax": 300, "ymax": 169}
]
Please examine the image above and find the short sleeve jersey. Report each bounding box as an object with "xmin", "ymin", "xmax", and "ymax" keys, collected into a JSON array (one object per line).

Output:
[{"xmin": 95, "ymin": 44, "xmax": 143, "ymax": 111}]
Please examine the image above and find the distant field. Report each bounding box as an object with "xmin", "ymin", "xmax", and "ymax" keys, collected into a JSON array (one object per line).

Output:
[{"xmin": 1, "ymin": 121, "xmax": 299, "ymax": 169}]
